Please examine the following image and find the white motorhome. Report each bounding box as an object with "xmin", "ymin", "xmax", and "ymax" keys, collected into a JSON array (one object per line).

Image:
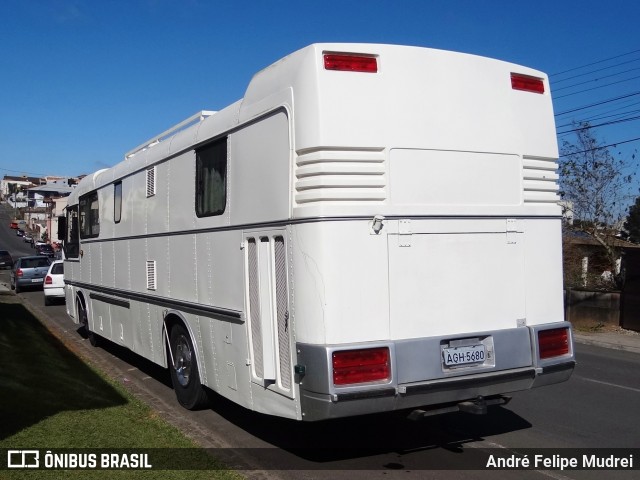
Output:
[{"xmin": 62, "ymin": 44, "xmax": 574, "ymax": 421}]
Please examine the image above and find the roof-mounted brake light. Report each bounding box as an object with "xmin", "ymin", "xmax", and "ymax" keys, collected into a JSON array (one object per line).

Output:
[
  {"xmin": 324, "ymin": 54, "xmax": 378, "ymax": 73},
  {"xmin": 511, "ymin": 73, "xmax": 545, "ymax": 94}
]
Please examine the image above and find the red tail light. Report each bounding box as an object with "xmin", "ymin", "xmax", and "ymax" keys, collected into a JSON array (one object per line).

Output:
[
  {"xmin": 16, "ymin": 268, "xmax": 23, "ymax": 277},
  {"xmin": 511, "ymin": 73, "xmax": 545, "ymax": 94},
  {"xmin": 45, "ymin": 275, "xmax": 53, "ymax": 285},
  {"xmin": 538, "ymin": 328, "xmax": 570, "ymax": 359},
  {"xmin": 332, "ymin": 347, "xmax": 390, "ymax": 385},
  {"xmin": 324, "ymin": 54, "xmax": 378, "ymax": 73}
]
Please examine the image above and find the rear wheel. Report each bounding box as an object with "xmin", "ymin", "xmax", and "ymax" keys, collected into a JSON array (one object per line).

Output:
[
  {"xmin": 78, "ymin": 299, "xmax": 100, "ymax": 347},
  {"xmin": 168, "ymin": 324, "xmax": 209, "ymax": 410}
]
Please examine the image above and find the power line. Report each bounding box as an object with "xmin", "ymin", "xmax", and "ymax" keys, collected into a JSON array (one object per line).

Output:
[
  {"xmin": 559, "ymin": 136, "xmax": 640, "ymax": 157},
  {"xmin": 554, "ymin": 91, "xmax": 640, "ymax": 116},
  {"xmin": 0, "ymin": 166, "xmax": 48, "ymax": 177},
  {"xmin": 551, "ymin": 57, "xmax": 640, "ymax": 84},
  {"xmin": 556, "ymin": 115, "xmax": 640, "ymax": 135},
  {"xmin": 552, "ymin": 66, "xmax": 640, "ymax": 92},
  {"xmin": 556, "ymin": 106, "xmax": 640, "ymax": 129},
  {"xmin": 553, "ymin": 75, "xmax": 640, "ymax": 99},
  {"xmin": 550, "ymin": 48, "xmax": 640, "ymax": 77}
]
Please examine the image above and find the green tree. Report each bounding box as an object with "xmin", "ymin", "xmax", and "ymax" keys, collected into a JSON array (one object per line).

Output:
[{"xmin": 559, "ymin": 122, "xmax": 636, "ymax": 288}]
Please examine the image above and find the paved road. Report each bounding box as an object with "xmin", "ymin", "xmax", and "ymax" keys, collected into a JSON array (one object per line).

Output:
[
  {"xmin": 2, "ymin": 279, "xmax": 638, "ymax": 480},
  {"xmin": 0, "ymin": 203, "xmax": 40, "ymax": 259}
]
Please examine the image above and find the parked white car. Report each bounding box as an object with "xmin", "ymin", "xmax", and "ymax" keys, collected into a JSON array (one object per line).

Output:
[{"xmin": 43, "ymin": 260, "xmax": 65, "ymax": 306}]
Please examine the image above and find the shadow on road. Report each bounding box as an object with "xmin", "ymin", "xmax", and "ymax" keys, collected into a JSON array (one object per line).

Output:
[
  {"xmin": 75, "ymin": 325, "xmax": 173, "ymax": 389},
  {"xmin": 205, "ymin": 391, "xmax": 531, "ymax": 464}
]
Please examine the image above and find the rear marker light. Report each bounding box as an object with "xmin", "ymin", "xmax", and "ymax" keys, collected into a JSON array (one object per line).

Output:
[
  {"xmin": 45, "ymin": 275, "xmax": 53, "ymax": 285},
  {"xmin": 332, "ymin": 347, "xmax": 390, "ymax": 385},
  {"xmin": 538, "ymin": 328, "xmax": 570, "ymax": 359},
  {"xmin": 511, "ymin": 73, "xmax": 545, "ymax": 94},
  {"xmin": 324, "ymin": 54, "xmax": 378, "ymax": 73}
]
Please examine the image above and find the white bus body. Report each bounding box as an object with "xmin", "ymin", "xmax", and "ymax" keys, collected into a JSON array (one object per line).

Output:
[{"xmin": 63, "ymin": 44, "xmax": 574, "ymax": 421}]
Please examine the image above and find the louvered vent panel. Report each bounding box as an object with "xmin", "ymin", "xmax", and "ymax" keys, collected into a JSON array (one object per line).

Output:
[
  {"xmin": 146, "ymin": 260, "xmax": 157, "ymax": 290},
  {"xmin": 273, "ymin": 236, "xmax": 291, "ymax": 389},
  {"xmin": 246, "ymin": 238, "xmax": 263, "ymax": 378},
  {"xmin": 295, "ymin": 149, "xmax": 386, "ymax": 205},
  {"xmin": 146, "ymin": 166, "xmax": 156, "ymax": 197},
  {"xmin": 522, "ymin": 157, "xmax": 559, "ymax": 204}
]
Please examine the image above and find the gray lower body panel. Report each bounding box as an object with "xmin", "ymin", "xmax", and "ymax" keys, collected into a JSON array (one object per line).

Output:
[{"xmin": 297, "ymin": 323, "xmax": 575, "ymax": 421}]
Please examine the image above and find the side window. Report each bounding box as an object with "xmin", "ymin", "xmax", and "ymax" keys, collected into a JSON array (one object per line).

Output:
[
  {"xmin": 65, "ymin": 205, "xmax": 80, "ymax": 258},
  {"xmin": 196, "ymin": 137, "xmax": 227, "ymax": 217},
  {"xmin": 79, "ymin": 191, "xmax": 100, "ymax": 238},
  {"xmin": 114, "ymin": 181, "xmax": 122, "ymax": 223}
]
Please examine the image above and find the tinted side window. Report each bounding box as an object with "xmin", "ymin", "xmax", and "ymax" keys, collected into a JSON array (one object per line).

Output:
[
  {"xmin": 79, "ymin": 191, "xmax": 100, "ymax": 238},
  {"xmin": 195, "ymin": 138, "xmax": 227, "ymax": 217},
  {"xmin": 114, "ymin": 181, "xmax": 122, "ymax": 223},
  {"xmin": 65, "ymin": 205, "xmax": 80, "ymax": 258}
]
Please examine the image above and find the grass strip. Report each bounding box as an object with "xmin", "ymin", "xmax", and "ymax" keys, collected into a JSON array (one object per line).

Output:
[{"xmin": 0, "ymin": 297, "xmax": 243, "ymax": 480}]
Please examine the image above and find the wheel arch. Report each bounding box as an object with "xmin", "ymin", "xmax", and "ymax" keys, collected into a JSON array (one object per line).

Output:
[
  {"xmin": 76, "ymin": 290, "xmax": 88, "ymax": 309},
  {"xmin": 75, "ymin": 290, "xmax": 89, "ymax": 321},
  {"xmin": 162, "ymin": 310, "xmax": 202, "ymax": 372}
]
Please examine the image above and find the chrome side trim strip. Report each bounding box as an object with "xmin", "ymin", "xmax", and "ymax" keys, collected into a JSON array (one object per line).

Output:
[{"xmin": 68, "ymin": 280, "xmax": 242, "ymax": 322}]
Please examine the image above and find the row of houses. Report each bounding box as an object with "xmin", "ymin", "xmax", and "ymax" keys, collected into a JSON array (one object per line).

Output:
[{"xmin": 1, "ymin": 175, "xmax": 84, "ymax": 243}]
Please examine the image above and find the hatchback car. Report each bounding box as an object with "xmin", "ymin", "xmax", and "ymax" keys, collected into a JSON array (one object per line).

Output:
[
  {"xmin": 36, "ymin": 243, "xmax": 55, "ymax": 258},
  {"xmin": 44, "ymin": 260, "xmax": 65, "ymax": 306},
  {"xmin": 10, "ymin": 256, "xmax": 52, "ymax": 293},
  {"xmin": 0, "ymin": 250, "xmax": 13, "ymax": 269}
]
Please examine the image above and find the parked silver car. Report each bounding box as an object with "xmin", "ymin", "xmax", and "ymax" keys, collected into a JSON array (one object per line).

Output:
[{"xmin": 10, "ymin": 256, "xmax": 52, "ymax": 293}]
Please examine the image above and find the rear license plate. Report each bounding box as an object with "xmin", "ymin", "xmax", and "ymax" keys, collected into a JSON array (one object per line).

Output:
[
  {"xmin": 443, "ymin": 344, "xmax": 486, "ymax": 367},
  {"xmin": 31, "ymin": 278, "xmax": 43, "ymax": 283}
]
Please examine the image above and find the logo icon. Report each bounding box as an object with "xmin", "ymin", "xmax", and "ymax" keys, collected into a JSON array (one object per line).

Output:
[{"xmin": 7, "ymin": 450, "xmax": 40, "ymax": 468}]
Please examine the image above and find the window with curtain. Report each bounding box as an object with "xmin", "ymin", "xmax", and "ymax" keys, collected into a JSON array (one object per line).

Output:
[
  {"xmin": 79, "ymin": 191, "xmax": 100, "ymax": 238},
  {"xmin": 196, "ymin": 137, "xmax": 227, "ymax": 217}
]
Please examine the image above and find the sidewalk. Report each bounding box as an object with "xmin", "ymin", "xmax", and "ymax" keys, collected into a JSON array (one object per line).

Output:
[
  {"xmin": 2, "ymin": 282, "xmax": 639, "ymax": 354},
  {"xmin": 573, "ymin": 328, "xmax": 640, "ymax": 355}
]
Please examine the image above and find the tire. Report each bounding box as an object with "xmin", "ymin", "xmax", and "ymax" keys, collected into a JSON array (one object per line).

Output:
[
  {"xmin": 168, "ymin": 324, "xmax": 209, "ymax": 410},
  {"xmin": 78, "ymin": 299, "xmax": 100, "ymax": 347},
  {"xmin": 14, "ymin": 282, "xmax": 20, "ymax": 294},
  {"xmin": 44, "ymin": 296, "xmax": 51, "ymax": 306}
]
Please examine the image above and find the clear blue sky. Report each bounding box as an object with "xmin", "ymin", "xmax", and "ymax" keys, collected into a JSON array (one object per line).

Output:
[{"xmin": 1, "ymin": 0, "xmax": 639, "ymax": 179}]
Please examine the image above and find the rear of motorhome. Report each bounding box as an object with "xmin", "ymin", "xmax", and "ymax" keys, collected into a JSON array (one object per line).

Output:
[{"xmin": 62, "ymin": 43, "xmax": 574, "ymax": 421}]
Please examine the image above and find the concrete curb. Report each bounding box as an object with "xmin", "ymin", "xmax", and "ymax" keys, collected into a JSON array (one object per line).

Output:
[{"xmin": 573, "ymin": 332, "xmax": 640, "ymax": 355}]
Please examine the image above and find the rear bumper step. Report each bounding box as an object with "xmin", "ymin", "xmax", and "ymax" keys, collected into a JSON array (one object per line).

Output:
[
  {"xmin": 408, "ymin": 395, "xmax": 511, "ymax": 420},
  {"xmin": 399, "ymin": 367, "xmax": 536, "ymax": 396}
]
